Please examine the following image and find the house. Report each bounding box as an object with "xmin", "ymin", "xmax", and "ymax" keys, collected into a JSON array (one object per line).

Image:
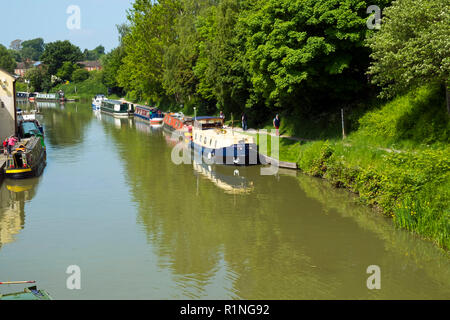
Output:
[
  {"xmin": 0, "ymin": 69, "xmax": 17, "ymax": 141},
  {"xmin": 14, "ymin": 62, "xmax": 27, "ymax": 77},
  {"xmin": 13, "ymin": 60, "xmax": 38, "ymax": 77},
  {"xmin": 78, "ymin": 60, "xmax": 102, "ymax": 72}
]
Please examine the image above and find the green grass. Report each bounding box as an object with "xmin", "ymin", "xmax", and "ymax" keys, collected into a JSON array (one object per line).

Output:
[
  {"xmin": 51, "ymin": 72, "xmax": 108, "ymax": 100},
  {"xmin": 293, "ymin": 84, "xmax": 450, "ymax": 250}
]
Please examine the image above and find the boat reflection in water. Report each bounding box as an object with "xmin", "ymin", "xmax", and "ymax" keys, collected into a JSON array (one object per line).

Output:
[
  {"xmin": 0, "ymin": 178, "xmax": 40, "ymax": 249},
  {"xmin": 192, "ymin": 160, "xmax": 254, "ymax": 194},
  {"xmin": 35, "ymin": 101, "xmax": 58, "ymax": 109},
  {"xmin": 135, "ymin": 118, "xmax": 162, "ymax": 136}
]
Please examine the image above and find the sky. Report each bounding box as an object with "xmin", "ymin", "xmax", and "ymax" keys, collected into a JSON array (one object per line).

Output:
[{"xmin": 2, "ymin": 0, "xmax": 134, "ymax": 52}]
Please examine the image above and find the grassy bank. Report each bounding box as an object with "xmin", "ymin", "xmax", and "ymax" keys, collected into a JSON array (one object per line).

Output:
[
  {"xmin": 263, "ymin": 84, "xmax": 450, "ymax": 249},
  {"xmin": 51, "ymin": 71, "xmax": 108, "ymax": 100}
]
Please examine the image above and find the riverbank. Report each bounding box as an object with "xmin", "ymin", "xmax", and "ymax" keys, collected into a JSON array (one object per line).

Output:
[{"xmin": 243, "ymin": 85, "xmax": 450, "ymax": 250}]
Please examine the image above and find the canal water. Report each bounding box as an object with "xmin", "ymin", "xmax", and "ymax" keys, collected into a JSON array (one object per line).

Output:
[{"xmin": 0, "ymin": 102, "xmax": 449, "ymax": 299}]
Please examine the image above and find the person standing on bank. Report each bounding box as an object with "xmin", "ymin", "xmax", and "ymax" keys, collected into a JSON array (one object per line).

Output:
[
  {"xmin": 242, "ymin": 112, "xmax": 248, "ymax": 131},
  {"xmin": 273, "ymin": 114, "xmax": 280, "ymax": 136},
  {"xmin": 219, "ymin": 111, "xmax": 225, "ymax": 121}
]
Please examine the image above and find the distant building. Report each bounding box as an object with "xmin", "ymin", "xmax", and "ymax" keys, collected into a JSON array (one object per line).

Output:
[
  {"xmin": 78, "ymin": 60, "xmax": 102, "ymax": 72},
  {"xmin": 14, "ymin": 60, "xmax": 40, "ymax": 78},
  {"xmin": 14, "ymin": 62, "xmax": 28, "ymax": 77}
]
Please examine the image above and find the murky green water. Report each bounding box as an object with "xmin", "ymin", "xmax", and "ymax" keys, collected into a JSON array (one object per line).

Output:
[{"xmin": 0, "ymin": 102, "xmax": 449, "ymax": 299}]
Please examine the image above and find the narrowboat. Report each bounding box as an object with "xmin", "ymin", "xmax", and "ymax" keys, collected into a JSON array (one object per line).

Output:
[
  {"xmin": 16, "ymin": 92, "xmax": 29, "ymax": 99},
  {"xmin": 4, "ymin": 136, "xmax": 46, "ymax": 179},
  {"xmin": 134, "ymin": 105, "xmax": 154, "ymax": 121},
  {"xmin": 16, "ymin": 110, "xmax": 44, "ymax": 139},
  {"xmin": 28, "ymin": 92, "xmax": 36, "ymax": 102},
  {"xmin": 35, "ymin": 91, "xmax": 66, "ymax": 102},
  {"xmin": 100, "ymin": 99, "xmax": 134, "ymax": 118},
  {"xmin": 92, "ymin": 94, "xmax": 107, "ymax": 110},
  {"xmin": 163, "ymin": 112, "xmax": 193, "ymax": 132},
  {"xmin": 150, "ymin": 109, "xmax": 164, "ymax": 126},
  {"xmin": 0, "ymin": 282, "xmax": 52, "ymax": 300},
  {"xmin": 190, "ymin": 116, "xmax": 258, "ymax": 166}
]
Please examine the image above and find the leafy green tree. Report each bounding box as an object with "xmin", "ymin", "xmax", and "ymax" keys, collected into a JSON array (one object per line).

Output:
[
  {"xmin": 367, "ymin": 0, "xmax": 450, "ymax": 111},
  {"xmin": 194, "ymin": 0, "xmax": 252, "ymax": 115},
  {"xmin": 25, "ymin": 67, "xmax": 50, "ymax": 92},
  {"xmin": 117, "ymin": 0, "xmax": 181, "ymax": 102},
  {"xmin": 41, "ymin": 40, "xmax": 83, "ymax": 75},
  {"xmin": 163, "ymin": 0, "xmax": 213, "ymax": 107},
  {"xmin": 83, "ymin": 45, "xmax": 106, "ymax": 61},
  {"xmin": 56, "ymin": 62, "xmax": 78, "ymax": 81},
  {"xmin": 240, "ymin": 0, "xmax": 389, "ymax": 113},
  {"xmin": 10, "ymin": 39, "xmax": 22, "ymax": 51},
  {"xmin": 0, "ymin": 44, "xmax": 16, "ymax": 73},
  {"xmin": 101, "ymin": 47, "xmax": 126, "ymax": 94},
  {"xmin": 21, "ymin": 38, "xmax": 45, "ymax": 61},
  {"xmin": 72, "ymin": 68, "xmax": 90, "ymax": 83}
]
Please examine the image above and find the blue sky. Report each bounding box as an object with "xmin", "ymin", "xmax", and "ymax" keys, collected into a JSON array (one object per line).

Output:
[{"xmin": 2, "ymin": 0, "xmax": 134, "ymax": 52}]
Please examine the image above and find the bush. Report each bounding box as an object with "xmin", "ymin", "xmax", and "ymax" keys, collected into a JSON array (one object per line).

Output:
[{"xmin": 72, "ymin": 68, "xmax": 90, "ymax": 83}]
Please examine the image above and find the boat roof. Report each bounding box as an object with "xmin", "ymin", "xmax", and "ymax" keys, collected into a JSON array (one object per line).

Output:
[
  {"xmin": 105, "ymin": 99, "xmax": 127, "ymax": 104},
  {"xmin": 194, "ymin": 116, "xmax": 222, "ymax": 121}
]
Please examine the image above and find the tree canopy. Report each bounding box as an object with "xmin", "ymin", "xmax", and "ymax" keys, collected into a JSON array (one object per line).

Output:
[
  {"xmin": 0, "ymin": 44, "xmax": 16, "ymax": 73},
  {"xmin": 41, "ymin": 40, "xmax": 83, "ymax": 75},
  {"xmin": 367, "ymin": 0, "xmax": 450, "ymax": 99}
]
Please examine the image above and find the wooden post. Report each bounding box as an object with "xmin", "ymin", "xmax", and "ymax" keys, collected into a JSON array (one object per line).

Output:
[{"xmin": 341, "ymin": 108, "xmax": 346, "ymax": 139}]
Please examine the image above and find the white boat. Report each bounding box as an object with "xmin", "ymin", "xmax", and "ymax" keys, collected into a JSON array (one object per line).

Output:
[
  {"xmin": 92, "ymin": 94, "xmax": 107, "ymax": 110},
  {"xmin": 190, "ymin": 116, "xmax": 258, "ymax": 166}
]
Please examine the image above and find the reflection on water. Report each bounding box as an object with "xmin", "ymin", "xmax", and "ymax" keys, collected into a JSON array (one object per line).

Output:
[
  {"xmin": 192, "ymin": 161, "xmax": 254, "ymax": 195},
  {"xmin": 0, "ymin": 178, "xmax": 41, "ymax": 249},
  {"xmin": 0, "ymin": 102, "xmax": 449, "ymax": 300}
]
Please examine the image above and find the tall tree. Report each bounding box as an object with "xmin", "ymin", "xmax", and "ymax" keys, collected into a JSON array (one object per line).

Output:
[
  {"xmin": 10, "ymin": 39, "xmax": 22, "ymax": 51},
  {"xmin": 239, "ymin": 0, "xmax": 390, "ymax": 113},
  {"xmin": 117, "ymin": 0, "xmax": 181, "ymax": 102},
  {"xmin": 0, "ymin": 44, "xmax": 16, "ymax": 73},
  {"xmin": 21, "ymin": 38, "xmax": 45, "ymax": 61},
  {"xmin": 367, "ymin": 0, "xmax": 450, "ymax": 112},
  {"xmin": 40, "ymin": 40, "xmax": 83, "ymax": 75}
]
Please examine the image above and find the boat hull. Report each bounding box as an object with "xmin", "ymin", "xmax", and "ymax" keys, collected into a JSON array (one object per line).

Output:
[
  {"xmin": 190, "ymin": 141, "xmax": 258, "ymax": 166},
  {"xmin": 100, "ymin": 108, "xmax": 131, "ymax": 118},
  {"xmin": 5, "ymin": 151, "xmax": 46, "ymax": 179}
]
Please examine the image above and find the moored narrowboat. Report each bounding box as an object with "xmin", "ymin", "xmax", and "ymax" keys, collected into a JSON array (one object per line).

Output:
[
  {"xmin": 134, "ymin": 105, "xmax": 154, "ymax": 121},
  {"xmin": 163, "ymin": 112, "xmax": 193, "ymax": 132},
  {"xmin": 190, "ymin": 116, "xmax": 258, "ymax": 166},
  {"xmin": 4, "ymin": 136, "xmax": 46, "ymax": 179},
  {"xmin": 101, "ymin": 99, "xmax": 133, "ymax": 118},
  {"xmin": 0, "ymin": 282, "xmax": 52, "ymax": 300},
  {"xmin": 35, "ymin": 91, "xmax": 66, "ymax": 102},
  {"xmin": 150, "ymin": 109, "xmax": 164, "ymax": 126}
]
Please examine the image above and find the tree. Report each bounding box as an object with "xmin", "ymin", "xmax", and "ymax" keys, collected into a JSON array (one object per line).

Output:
[
  {"xmin": 117, "ymin": 0, "xmax": 181, "ymax": 102},
  {"xmin": 56, "ymin": 61, "xmax": 78, "ymax": 81},
  {"xmin": 239, "ymin": 0, "xmax": 391, "ymax": 113},
  {"xmin": 83, "ymin": 45, "xmax": 106, "ymax": 61},
  {"xmin": 25, "ymin": 67, "xmax": 50, "ymax": 92},
  {"xmin": 194, "ymin": 0, "xmax": 252, "ymax": 115},
  {"xmin": 41, "ymin": 40, "xmax": 83, "ymax": 75},
  {"xmin": 367, "ymin": 0, "xmax": 450, "ymax": 112},
  {"xmin": 0, "ymin": 44, "xmax": 16, "ymax": 73},
  {"xmin": 10, "ymin": 39, "xmax": 22, "ymax": 51},
  {"xmin": 72, "ymin": 68, "xmax": 90, "ymax": 82},
  {"xmin": 21, "ymin": 38, "xmax": 45, "ymax": 61}
]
